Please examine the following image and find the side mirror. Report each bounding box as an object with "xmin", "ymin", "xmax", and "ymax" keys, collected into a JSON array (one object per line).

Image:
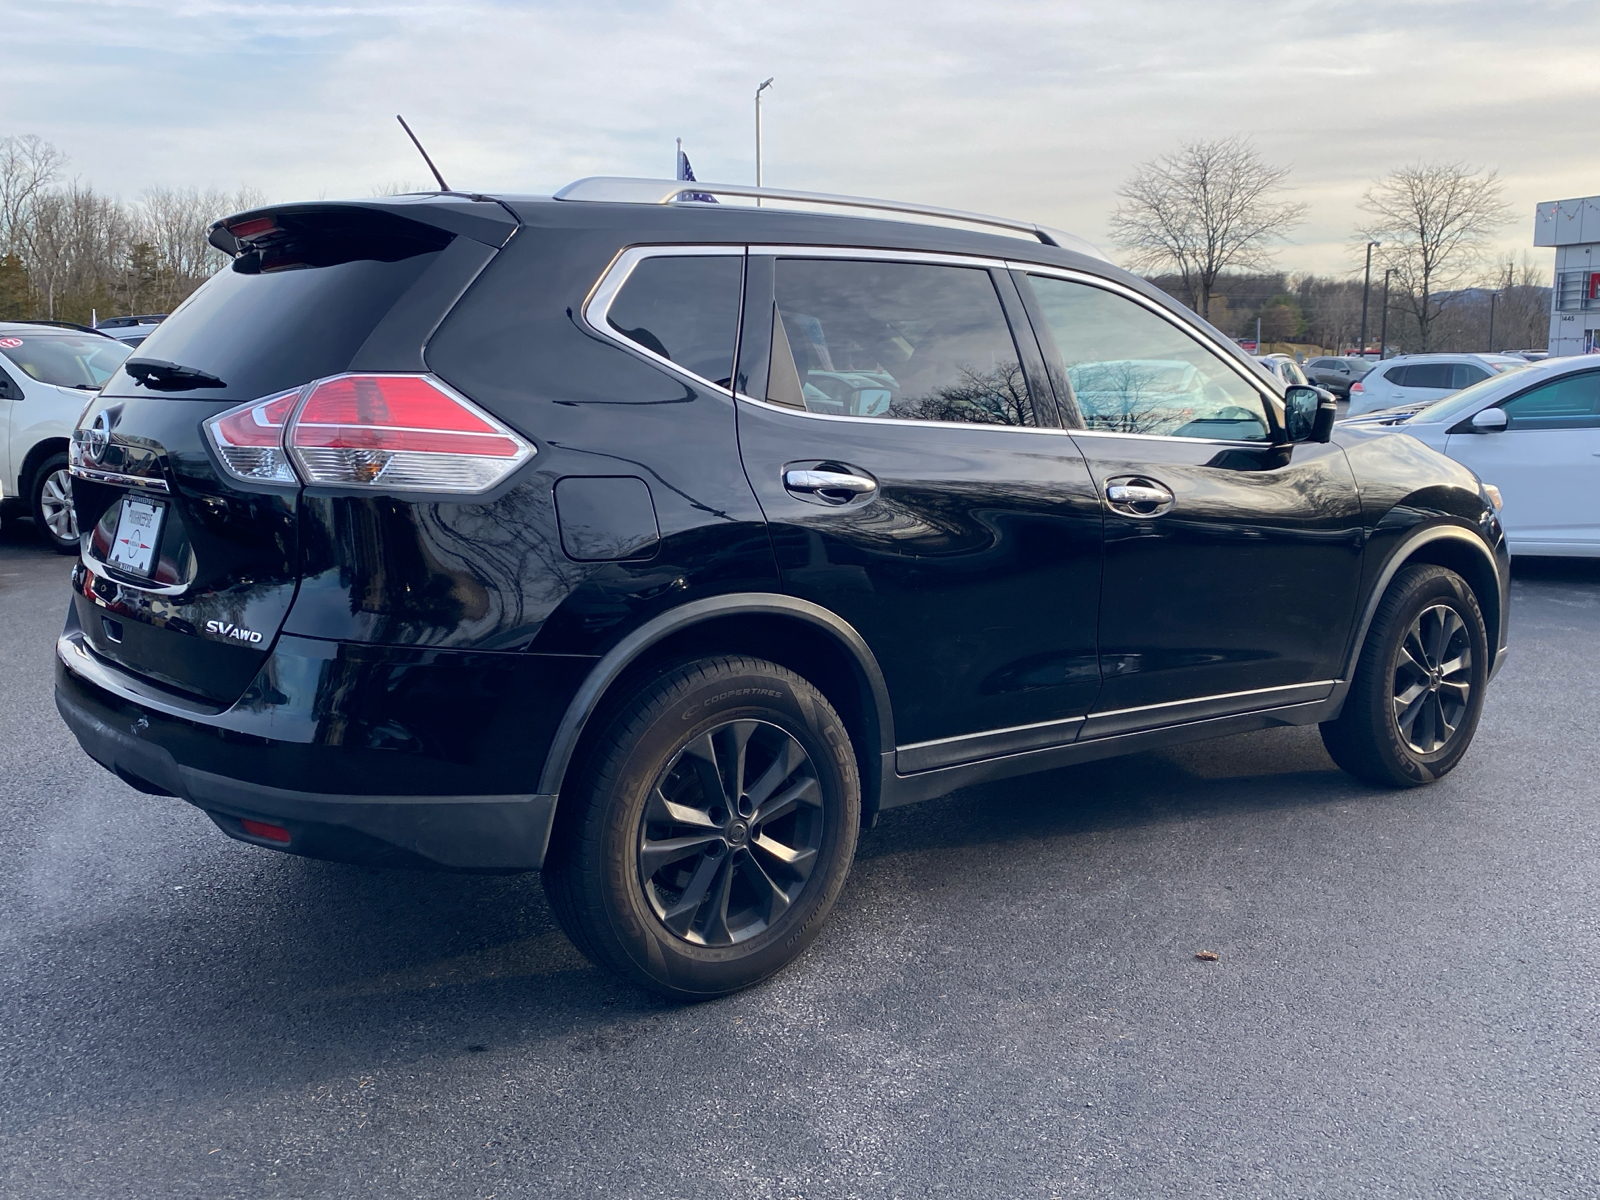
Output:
[
  {"xmin": 1284, "ymin": 385, "xmax": 1335, "ymax": 443},
  {"xmin": 1470, "ymin": 407, "xmax": 1507, "ymax": 433}
]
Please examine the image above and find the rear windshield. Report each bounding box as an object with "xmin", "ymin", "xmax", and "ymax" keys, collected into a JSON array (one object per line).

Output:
[
  {"xmin": 101, "ymin": 217, "xmax": 451, "ymax": 401},
  {"xmin": 0, "ymin": 332, "xmax": 130, "ymax": 390}
]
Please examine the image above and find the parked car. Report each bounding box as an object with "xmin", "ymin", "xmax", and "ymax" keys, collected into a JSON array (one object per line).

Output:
[
  {"xmin": 55, "ymin": 181, "xmax": 1509, "ymax": 998},
  {"xmin": 1304, "ymin": 355, "xmax": 1373, "ymax": 399},
  {"xmin": 1255, "ymin": 355, "xmax": 1337, "ymax": 405},
  {"xmin": 0, "ymin": 322, "xmax": 131, "ymax": 550},
  {"xmin": 94, "ymin": 314, "xmax": 168, "ymax": 348},
  {"xmin": 1512, "ymin": 350, "xmax": 1548, "ymax": 362},
  {"xmin": 1341, "ymin": 354, "xmax": 1600, "ymax": 556},
  {"xmin": 1347, "ymin": 353, "xmax": 1529, "ymax": 416}
]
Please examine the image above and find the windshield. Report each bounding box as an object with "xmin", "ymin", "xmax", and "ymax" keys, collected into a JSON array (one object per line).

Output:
[
  {"xmin": 1410, "ymin": 371, "xmax": 1528, "ymax": 425},
  {"xmin": 0, "ymin": 332, "xmax": 130, "ymax": 389}
]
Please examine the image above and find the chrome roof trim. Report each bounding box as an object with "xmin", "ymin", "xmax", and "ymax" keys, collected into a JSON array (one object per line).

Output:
[{"xmin": 552, "ymin": 176, "xmax": 1112, "ymax": 263}]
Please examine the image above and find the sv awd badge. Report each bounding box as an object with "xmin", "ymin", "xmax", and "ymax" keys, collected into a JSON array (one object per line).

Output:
[{"xmin": 205, "ymin": 620, "xmax": 264, "ymax": 644}]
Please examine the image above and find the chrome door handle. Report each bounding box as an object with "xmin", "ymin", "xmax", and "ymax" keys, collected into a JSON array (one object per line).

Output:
[
  {"xmin": 783, "ymin": 468, "xmax": 879, "ymax": 505},
  {"xmin": 1106, "ymin": 484, "xmax": 1172, "ymax": 505},
  {"xmin": 1104, "ymin": 478, "xmax": 1175, "ymax": 517}
]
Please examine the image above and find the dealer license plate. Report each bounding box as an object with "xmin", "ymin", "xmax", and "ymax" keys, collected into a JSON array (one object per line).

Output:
[{"xmin": 107, "ymin": 496, "xmax": 166, "ymax": 577}]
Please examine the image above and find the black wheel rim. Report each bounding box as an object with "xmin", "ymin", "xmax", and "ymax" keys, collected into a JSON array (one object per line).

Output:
[
  {"xmin": 1393, "ymin": 603, "xmax": 1472, "ymax": 755},
  {"xmin": 637, "ymin": 719, "xmax": 824, "ymax": 947}
]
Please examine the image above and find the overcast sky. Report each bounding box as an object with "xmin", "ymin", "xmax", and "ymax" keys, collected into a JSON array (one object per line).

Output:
[{"xmin": 6, "ymin": 0, "xmax": 1597, "ymax": 276}]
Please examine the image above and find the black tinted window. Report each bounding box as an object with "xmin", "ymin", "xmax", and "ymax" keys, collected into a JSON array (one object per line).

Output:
[
  {"xmin": 1454, "ymin": 364, "xmax": 1490, "ymax": 388},
  {"xmin": 1405, "ymin": 363, "xmax": 1455, "ymax": 389},
  {"xmin": 104, "ymin": 248, "xmax": 446, "ymax": 401},
  {"xmin": 607, "ymin": 255, "xmax": 742, "ymax": 386},
  {"xmin": 1025, "ymin": 274, "xmax": 1270, "ymax": 441},
  {"xmin": 1500, "ymin": 372, "xmax": 1600, "ymax": 430},
  {"xmin": 768, "ymin": 259, "xmax": 1033, "ymax": 426}
]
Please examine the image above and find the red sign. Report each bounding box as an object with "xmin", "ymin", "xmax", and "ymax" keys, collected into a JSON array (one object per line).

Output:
[{"xmin": 1590, "ymin": 273, "xmax": 1600, "ymax": 299}]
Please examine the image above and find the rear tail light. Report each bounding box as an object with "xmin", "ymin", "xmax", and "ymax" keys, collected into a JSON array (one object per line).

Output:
[
  {"xmin": 206, "ymin": 388, "xmax": 300, "ymax": 483},
  {"xmin": 204, "ymin": 374, "xmax": 533, "ymax": 493},
  {"xmin": 1350, "ymin": 380, "xmax": 1364, "ymax": 393}
]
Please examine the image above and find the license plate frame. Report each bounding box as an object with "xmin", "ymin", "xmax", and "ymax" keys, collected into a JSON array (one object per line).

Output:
[{"xmin": 106, "ymin": 495, "xmax": 167, "ymax": 578}]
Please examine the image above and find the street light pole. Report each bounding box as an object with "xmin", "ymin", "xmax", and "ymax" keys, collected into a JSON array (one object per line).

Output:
[
  {"xmin": 1488, "ymin": 291, "xmax": 1499, "ymax": 352},
  {"xmin": 1358, "ymin": 241, "xmax": 1381, "ymax": 355},
  {"xmin": 754, "ymin": 78, "xmax": 774, "ymax": 205},
  {"xmin": 1378, "ymin": 268, "xmax": 1392, "ymax": 359}
]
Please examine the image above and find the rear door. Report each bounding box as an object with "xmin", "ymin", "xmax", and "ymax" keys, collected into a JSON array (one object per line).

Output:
[
  {"xmin": 1017, "ymin": 269, "xmax": 1365, "ymax": 730},
  {"xmin": 1445, "ymin": 368, "xmax": 1600, "ymax": 549},
  {"xmin": 733, "ymin": 250, "xmax": 1104, "ymax": 770}
]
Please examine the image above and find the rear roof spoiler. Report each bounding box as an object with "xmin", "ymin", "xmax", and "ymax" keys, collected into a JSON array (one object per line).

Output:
[{"xmin": 208, "ymin": 194, "xmax": 519, "ymax": 257}]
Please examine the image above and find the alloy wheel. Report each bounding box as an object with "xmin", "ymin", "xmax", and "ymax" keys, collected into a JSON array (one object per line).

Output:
[
  {"xmin": 1392, "ymin": 603, "xmax": 1472, "ymax": 754},
  {"xmin": 637, "ymin": 719, "xmax": 824, "ymax": 947},
  {"xmin": 39, "ymin": 468, "xmax": 77, "ymax": 543}
]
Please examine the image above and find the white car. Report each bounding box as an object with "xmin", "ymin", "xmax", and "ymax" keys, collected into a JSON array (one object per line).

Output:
[
  {"xmin": 1346, "ymin": 352, "xmax": 1529, "ymax": 416},
  {"xmin": 1340, "ymin": 355, "xmax": 1600, "ymax": 556},
  {"xmin": 0, "ymin": 323, "xmax": 131, "ymax": 551},
  {"xmin": 1254, "ymin": 355, "xmax": 1338, "ymax": 405}
]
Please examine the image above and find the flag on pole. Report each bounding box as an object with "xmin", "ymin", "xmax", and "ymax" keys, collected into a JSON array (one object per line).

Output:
[{"xmin": 675, "ymin": 138, "xmax": 716, "ymax": 203}]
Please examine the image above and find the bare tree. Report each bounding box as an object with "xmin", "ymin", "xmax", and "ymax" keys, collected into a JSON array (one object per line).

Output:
[
  {"xmin": 0, "ymin": 134, "xmax": 66, "ymax": 257},
  {"xmin": 1357, "ymin": 163, "xmax": 1511, "ymax": 352},
  {"xmin": 1110, "ymin": 136, "xmax": 1306, "ymax": 321}
]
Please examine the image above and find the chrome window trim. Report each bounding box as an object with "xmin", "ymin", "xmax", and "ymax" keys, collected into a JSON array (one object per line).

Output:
[
  {"xmin": 67, "ymin": 465, "xmax": 171, "ymax": 493},
  {"xmin": 1006, "ymin": 261, "xmax": 1287, "ymax": 445},
  {"xmin": 580, "ymin": 244, "xmax": 746, "ymax": 396},
  {"xmin": 735, "ymin": 392, "xmax": 1073, "ymax": 437}
]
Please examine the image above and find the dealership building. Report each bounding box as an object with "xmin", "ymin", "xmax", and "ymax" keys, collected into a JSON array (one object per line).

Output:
[{"xmin": 1534, "ymin": 195, "xmax": 1600, "ymax": 356}]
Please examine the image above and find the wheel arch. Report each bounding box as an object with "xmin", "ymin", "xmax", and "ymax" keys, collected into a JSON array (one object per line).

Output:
[
  {"xmin": 19, "ymin": 437, "xmax": 69, "ymax": 501},
  {"xmin": 536, "ymin": 594, "xmax": 896, "ymax": 825},
  {"xmin": 1342, "ymin": 523, "xmax": 1506, "ymax": 686}
]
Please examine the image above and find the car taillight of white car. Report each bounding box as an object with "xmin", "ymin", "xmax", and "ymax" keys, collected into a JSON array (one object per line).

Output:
[{"xmin": 204, "ymin": 373, "xmax": 535, "ymax": 493}]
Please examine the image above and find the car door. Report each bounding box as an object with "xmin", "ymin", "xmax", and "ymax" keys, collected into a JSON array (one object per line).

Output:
[
  {"xmin": 1015, "ymin": 269, "xmax": 1366, "ymax": 733},
  {"xmin": 1445, "ymin": 369, "xmax": 1600, "ymax": 549},
  {"xmin": 732, "ymin": 250, "xmax": 1104, "ymax": 770}
]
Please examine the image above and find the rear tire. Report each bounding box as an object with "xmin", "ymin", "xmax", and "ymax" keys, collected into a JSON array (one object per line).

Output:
[
  {"xmin": 1321, "ymin": 564, "xmax": 1489, "ymax": 787},
  {"xmin": 543, "ymin": 655, "xmax": 860, "ymax": 1000},
  {"xmin": 29, "ymin": 453, "xmax": 80, "ymax": 554}
]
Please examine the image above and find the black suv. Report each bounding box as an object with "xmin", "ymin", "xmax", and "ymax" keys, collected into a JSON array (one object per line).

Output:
[{"xmin": 55, "ymin": 180, "xmax": 1509, "ymax": 999}]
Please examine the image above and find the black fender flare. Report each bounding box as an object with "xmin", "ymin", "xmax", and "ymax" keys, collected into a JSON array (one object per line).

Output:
[
  {"xmin": 534, "ymin": 592, "xmax": 896, "ymax": 803},
  {"xmin": 1332, "ymin": 522, "xmax": 1507, "ymax": 705}
]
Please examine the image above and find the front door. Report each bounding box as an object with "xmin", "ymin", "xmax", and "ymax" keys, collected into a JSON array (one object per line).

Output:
[
  {"xmin": 1016, "ymin": 269, "xmax": 1366, "ymax": 732},
  {"xmin": 734, "ymin": 252, "xmax": 1104, "ymax": 771},
  {"xmin": 1446, "ymin": 368, "xmax": 1600, "ymax": 551}
]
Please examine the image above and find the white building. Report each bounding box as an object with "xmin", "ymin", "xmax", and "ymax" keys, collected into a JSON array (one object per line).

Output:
[{"xmin": 1534, "ymin": 195, "xmax": 1600, "ymax": 356}]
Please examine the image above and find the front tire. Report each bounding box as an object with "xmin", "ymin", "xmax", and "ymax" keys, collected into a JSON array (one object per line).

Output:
[
  {"xmin": 1321, "ymin": 564, "xmax": 1489, "ymax": 787},
  {"xmin": 543, "ymin": 655, "xmax": 861, "ymax": 1000},
  {"xmin": 30, "ymin": 453, "xmax": 80, "ymax": 554}
]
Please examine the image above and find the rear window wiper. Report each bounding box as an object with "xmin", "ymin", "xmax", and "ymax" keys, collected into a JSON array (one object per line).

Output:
[{"xmin": 125, "ymin": 358, "xmax": 228, "ymax": 391}]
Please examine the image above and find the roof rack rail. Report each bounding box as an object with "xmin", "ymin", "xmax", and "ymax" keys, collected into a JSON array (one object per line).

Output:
[{"xmin": 551, "ymin": 177, "xmax": 1111, "ymax": 263}]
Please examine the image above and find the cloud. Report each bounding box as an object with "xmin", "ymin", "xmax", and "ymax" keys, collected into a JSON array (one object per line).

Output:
[{"xmin": 6, "ymin": 0, "xmax": 1594, "ymax": 274}]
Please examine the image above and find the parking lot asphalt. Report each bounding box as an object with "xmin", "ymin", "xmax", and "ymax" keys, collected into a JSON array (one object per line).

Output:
[{"xmin": 1, "ymin": 516, "xmax": 1597, "ymax": 1200}]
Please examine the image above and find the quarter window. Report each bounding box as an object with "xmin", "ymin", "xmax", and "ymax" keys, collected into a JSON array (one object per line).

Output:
[
  {"xmin": 767, "ymin": 259, "xmax": 1035, "ymax": 426},
  {"xmin": 1497, "ymin": 372, "xmax": 1600, "ymax": 430},
  {"xmin": 606, "ymin": 255, "xmax": 743, "ymax": 387},
  {"xmin": 1023, "ymin": 274, "xmax": 1271, "ymax": 441}
]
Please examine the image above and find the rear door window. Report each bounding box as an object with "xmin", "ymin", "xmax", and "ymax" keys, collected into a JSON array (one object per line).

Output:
[
  {"xmin": 1023, "ymin": 274, "xmax": 1270, "ymax": 441},
  {"xmin": 1404, "ymin": 363, "xmax": 1455, "ymax": 389},
  {"xmin": 767, "ymin": 258, "xmax": 1035, "ymax": 426},
  {"xmin": 606, "ymin": 254, "xmax": 743, "ymax": 387},
  {"xmin": 1454, "ymin": 364, "xmax": 1491, "ymax": 388}
]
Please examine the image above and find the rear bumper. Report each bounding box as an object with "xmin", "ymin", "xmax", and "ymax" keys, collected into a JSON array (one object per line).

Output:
[{"xmin": 55, "ymin": 621, "xmax": 595, "ymax": 872}]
